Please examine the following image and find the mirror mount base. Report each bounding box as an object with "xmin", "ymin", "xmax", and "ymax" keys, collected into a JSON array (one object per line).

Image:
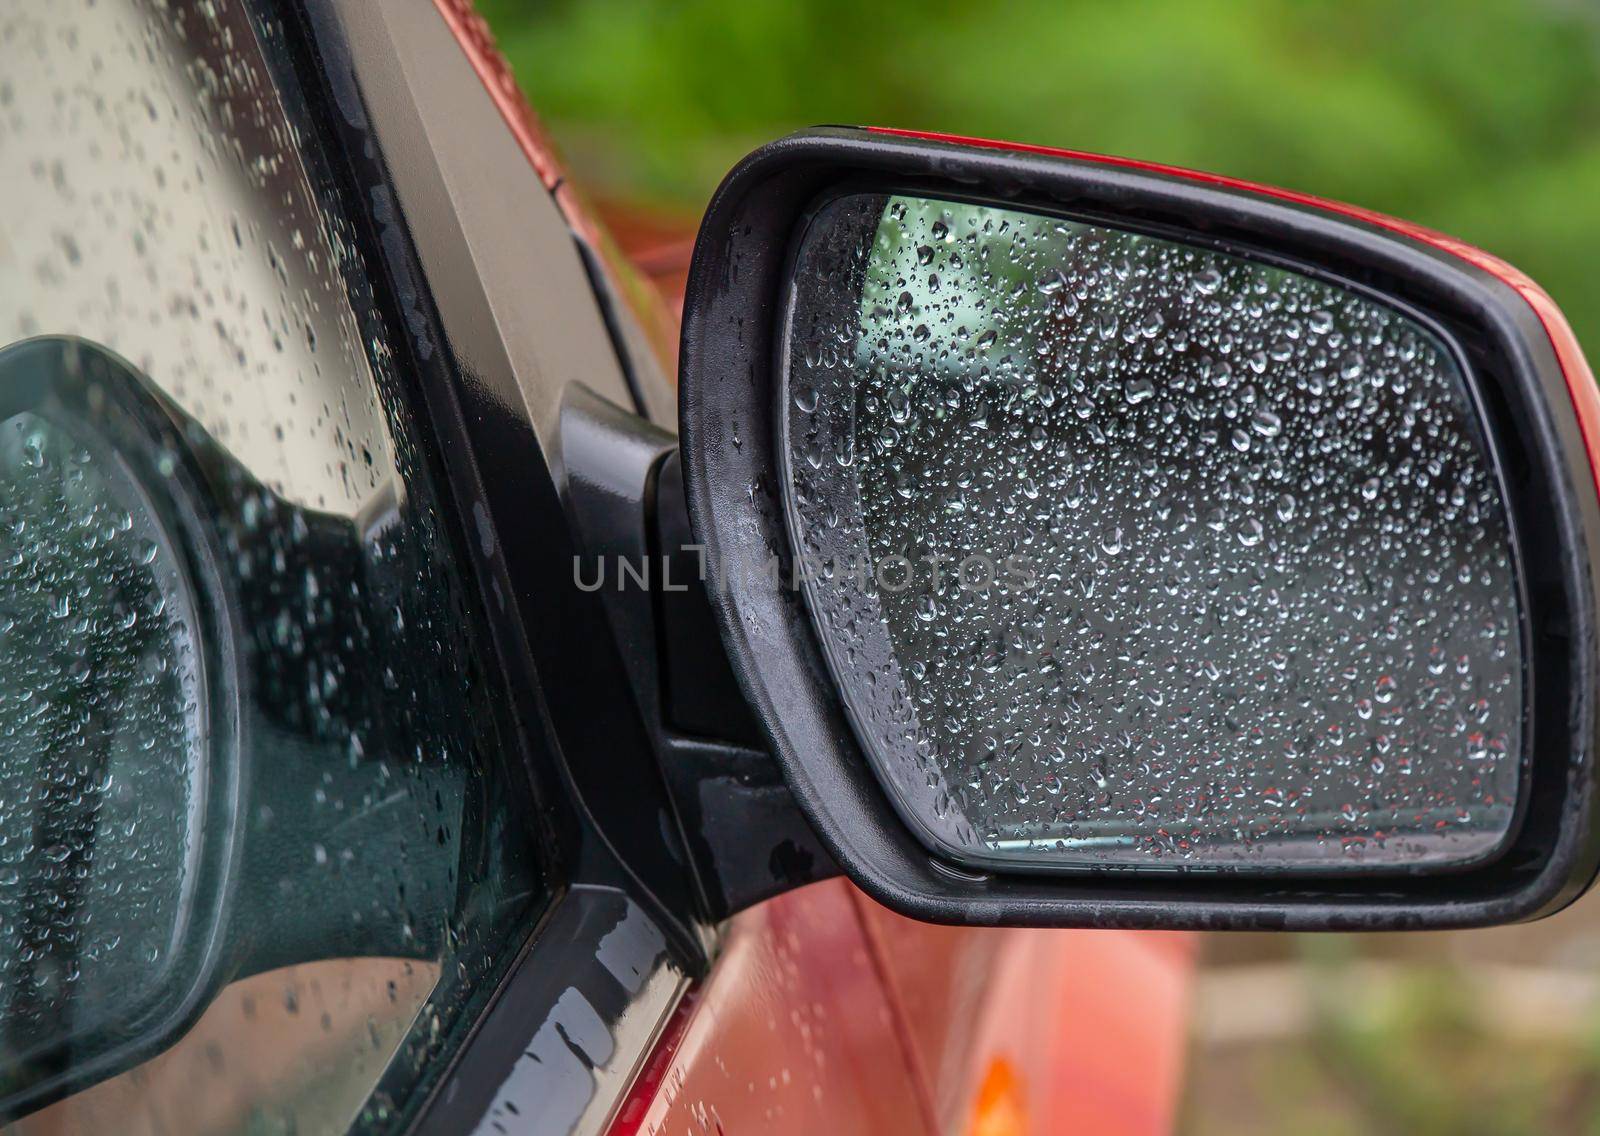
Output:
[{"xmin": 563, "ymin": 387, "xmax": 837, "ymax": 923}]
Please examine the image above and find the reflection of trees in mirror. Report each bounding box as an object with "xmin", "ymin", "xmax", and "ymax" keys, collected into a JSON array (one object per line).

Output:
[{"xmin": 787, "ymin": 193, "xmax": 1522, "ymax": 872}]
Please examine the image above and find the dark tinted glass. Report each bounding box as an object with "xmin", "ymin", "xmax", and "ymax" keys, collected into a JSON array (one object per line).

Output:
[{"xmin": 0, "ymin": 1, "xmax": 544, "ymax": 1130}]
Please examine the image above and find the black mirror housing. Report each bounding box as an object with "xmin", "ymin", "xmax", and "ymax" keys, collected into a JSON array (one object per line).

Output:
[{"xmin": 678, "ymin": 126, "xmax": 1600, "ymax": 930}]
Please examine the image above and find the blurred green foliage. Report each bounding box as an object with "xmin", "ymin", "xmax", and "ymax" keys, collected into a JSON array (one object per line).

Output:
[
  {"xmin": 481, "ymin": 0, "xmax": 1600, "ymax": 350},
  {"xmin": 1183, "ymin": 940, "xmax": 1600, "ymax": 1136}
]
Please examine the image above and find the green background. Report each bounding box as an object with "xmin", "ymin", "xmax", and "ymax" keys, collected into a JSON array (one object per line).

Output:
[{"xmin": 481, "ymin": 0, "xmax": 1600, "ymax": 355}]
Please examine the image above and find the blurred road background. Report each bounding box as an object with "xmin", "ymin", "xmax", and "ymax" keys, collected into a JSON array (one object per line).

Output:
[{"xmin": 479, "ymin": 2, "xmax": 1600, "ymax": 1131}]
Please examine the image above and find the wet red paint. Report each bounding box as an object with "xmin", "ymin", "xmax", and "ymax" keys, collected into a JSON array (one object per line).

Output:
[
  {"xmin": 619, "ymin": 880, "xmax": 930, "ymax": 1135},
  {"xmin": 604, "ymin": 991, "xmax": 699, "ymax": 1136},
  {"xmin": 429, "ymin": 0, "xmax": 564, "ymax": 190},
  {"xmin": 851, "ymin": 893, "xmax": 1195, "ymax": 1135},
  {"xmin": 609, "ymin": 881, "xmax": 1195, "ymax": 1136}
]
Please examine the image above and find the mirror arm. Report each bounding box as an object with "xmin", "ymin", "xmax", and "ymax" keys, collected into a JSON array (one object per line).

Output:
[{"xmin": 562, "ymin": 388, "xmax": 836, "ymax": 922}]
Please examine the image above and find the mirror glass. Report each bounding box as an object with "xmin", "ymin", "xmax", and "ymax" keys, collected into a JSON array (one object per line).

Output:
[
  {"xmin": 781, "ymin": 193, "xmax": 1525, "ymax": 872},
  {"xmin": 0, "ymin": 387, "xmax": 209, "ymax": 1068}
]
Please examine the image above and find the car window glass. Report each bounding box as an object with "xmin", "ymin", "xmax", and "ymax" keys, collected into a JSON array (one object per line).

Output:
[{"xmin": 0, "ymin": 1, "xmax": 546, "ymax": 1131}]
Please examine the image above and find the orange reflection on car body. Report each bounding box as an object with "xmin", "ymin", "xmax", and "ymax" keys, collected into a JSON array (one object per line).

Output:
[
  {"xmin": 968, "ymin": 1056, "xmax": 1028, "ymax": 1136},
  {"xmin": 853, "ymin": 894, "xmax": 1195, "ymax": 1136}
]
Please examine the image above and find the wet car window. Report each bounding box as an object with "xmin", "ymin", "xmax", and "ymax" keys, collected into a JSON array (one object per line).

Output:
[{"xmin": 0, "ymin": 1, "xmax": 545, "ymax": 1132}]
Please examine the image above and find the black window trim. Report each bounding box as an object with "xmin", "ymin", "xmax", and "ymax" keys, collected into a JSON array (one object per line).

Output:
[{"xmin": 266, "ymin": 3, "xmax": 714, "ymax": 1133}]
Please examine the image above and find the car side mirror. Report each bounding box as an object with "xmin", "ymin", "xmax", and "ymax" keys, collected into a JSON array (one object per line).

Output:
[{"xmin": 677, "ymin": 127, "xmax": 1600, "ymax": 930}]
